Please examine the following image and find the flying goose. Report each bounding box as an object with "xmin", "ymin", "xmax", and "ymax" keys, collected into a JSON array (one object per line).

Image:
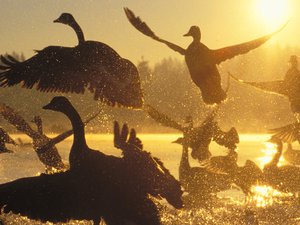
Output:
[
  {"xmin": 0, "ymin": 13, "xmax": 143, "ymax": 108},
  {"xmin": 124, "ymin": 8, "xmax": 286, "ymax": 105}
]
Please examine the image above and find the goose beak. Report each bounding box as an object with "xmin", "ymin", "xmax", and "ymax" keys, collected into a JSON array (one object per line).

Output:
[
  {"xmin": 53, "ymin": 18, "xmax": 60, "ymax": 23},
  {"xmin": 183, "ymin": 30, "xmax": 192, "ymax": 37},
  {"xmin": 42, "ymin": 103, "xmax": 52, "ymax": 110}
]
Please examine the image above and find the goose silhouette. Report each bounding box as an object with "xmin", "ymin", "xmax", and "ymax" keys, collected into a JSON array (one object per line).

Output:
[
  {"xmin": 282, "ymin": 143, "xmax": 300, "ymax": 166},
  {"xmin": 0, "ymin": 13, "xmax": 143, "ymax": 108},
  {"xmin": 124, "ymin": 8, "xmax": 286, "ymax": 105},
  {"xmin": 146, "ymin": 104, "xmax": 239, "ymax": 161},
  {"xmin": 179, "ymin": 137, "xmax": 232, "ymax": 208},
  {"xmin": 0, "ymin": 102, "xmax": 99, "ymax": 172},
  {"xmin": 42, "ymin": 96, "xmax": 182, "ymax": 224},
  {"xmin": 0, "ymin": 97, "xmax": 182, "ymax": 225},
  {"xmin": 263, "ymin": 137, "xmax": 300, "ymax": 193}
]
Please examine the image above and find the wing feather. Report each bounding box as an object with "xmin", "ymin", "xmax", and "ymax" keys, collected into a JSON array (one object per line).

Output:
[
  {"xmin": 0, "ymin": 43, "xmax": 143, "ymax": 108},
  {"xmin": 230, "ymin": 73, "xmax": 287, "ymax": 96},
  {"xmin": 145, "ymin": 105, "xmax": 184, "ymax": 131},
  {"xmin": 212, "ymin": 22, "xmax": 287, "ymax": 64},
  {"xmin": 124, "ymin": 8, "xmax": 185, "ymax": 55},
  {"xmin": 0, "ymin": 103, "xmax": 36, "ymax": 138}
]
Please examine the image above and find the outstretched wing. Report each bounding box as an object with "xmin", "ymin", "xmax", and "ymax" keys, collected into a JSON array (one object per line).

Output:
[
  {"xmin": 0, "ymin": 171, "xmax": 99, "ymax": 223},
  {"xmin": 0, "ymin": 45, "xmax": 143, "ymax": 108},
  {"xmin": 145, "ymin": 105, "xmax": 184, "ymax": 131},
  {"xmin": 230, "ymin": 73, "xmax": 287, "ymax": 96},
  {"xmin": 213, "ymin": 127, "xmax": 240, "ymax": 149},
  {"xmin": 212, "ymin": 22, "xmax": 287, "ymax": 64},
  {"xmin": 269, "ymin": 122, "xmax": 300, "ymax": 143},
  {"xmin": 124, "ymin": 7, "xmax": 185, "ymax": 55},
  {"xmin": 0, "ymin": 103, "xmax": 37, "ymax": 138}
]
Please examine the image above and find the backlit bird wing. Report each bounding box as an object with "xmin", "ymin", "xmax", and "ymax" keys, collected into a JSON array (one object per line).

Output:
[
  {"xmin": 269, "ymin": 122, "xmax": 300, "ymax": 143},
  {"xmin": 211, "ymin": 23, "xmax": 287, "ymax": 65},
  {"xmin": 0, "ymin": 103, "xmax": 37, "ymax": 138},
  {"xmin": 145, "ymin": 105, "xmax": 184, "ymax": 131},
  {"xmin": 124, "ymin": 7, "xmax": 186, "ymax": 55},
  {"xmin": 0, "ymin": 45, "xmax": 143, "ymax": 108},
  {"xmin": 230, "ymin": 74, "xmax": 287, "ymax": 96},
  {"xmin": 213, "ymin": 127, "xmax": 240, "ymax": 149},
  {"xmin": 0, "ymin": 171, "xmax": 99, "ymax": 223}
]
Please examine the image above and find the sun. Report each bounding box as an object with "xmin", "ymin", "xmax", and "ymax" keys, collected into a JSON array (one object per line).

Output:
[{"xmin": 255, "ymin": 0, "xmax": 290, "ymax": 29}]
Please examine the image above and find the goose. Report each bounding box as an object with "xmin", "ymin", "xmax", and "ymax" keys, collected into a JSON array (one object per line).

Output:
[
  {"xmin": 0, "ymin": 13, "xmax": 143, "ymax": 108},
  {"xmin": 0, "ymin": 127, "xmax": 16, "ymax": 153},
  {"xmin": 43, "ymin": 96, "xmax": 183, "ymax": 224},
  {"xmin": 0, "ymin": 103, "xmax": 99, "ymax": 172},
  {"xmin": 230, "ymin": 55, "xmax": 300, "ymax": 114},
  {"xmin": 283, "ymin": 143, "xmax": 300, "ymax": 165},
  {"xmin": 263, "ymin": 137, "xmax": 300, "ymax": 193},
  {"xmin": 269, "ymin": 121, "xmax": 300, "ymax": 165},
  {"xmin": 146, "ymin": 104, "xmax": 239, "ymax": 161},
  {"xmin": 124, "ymin": 8, "xmax": 286, "ymax": 105},
  {"xmin": 178, "ymin": 137, "xmax": 232, "ymax": 207},
  {"xmin": 0, "ymin": 118, "xmax": 182, "ymax": 225}
]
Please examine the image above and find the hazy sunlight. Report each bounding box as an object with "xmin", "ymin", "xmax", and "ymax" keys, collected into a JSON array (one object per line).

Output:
[{"xmin": 255, "ymin": 0, "xmax": 291, "ymax": 29}]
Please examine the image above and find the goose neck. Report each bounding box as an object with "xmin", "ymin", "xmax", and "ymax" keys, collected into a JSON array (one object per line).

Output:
[
  {"xmin": 63, "ymin": 106, "xmax": 87, "ymax": 148},
  {"xmin": 70, "ymin": 20, "xmax": 85, "ymax": 45}
]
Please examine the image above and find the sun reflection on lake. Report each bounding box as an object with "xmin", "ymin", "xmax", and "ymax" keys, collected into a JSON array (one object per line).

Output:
[
  {"xmin": 247, "ymin": 185, "xmax": 293, "ymax": 208},
  {"xmin": 256, "ymin": 142, "xmax": 285, "ymax": 168}
]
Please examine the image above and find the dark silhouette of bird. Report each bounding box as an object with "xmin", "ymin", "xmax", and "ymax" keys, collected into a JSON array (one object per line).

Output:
[
  {"xmin": 232, "ymin": 160, "xmax": 263, "ymax": 195},
  {"xmin": 198, "ymin": 146, "xmax": 239, "ymax": 174},
  {"xmin": 146, "ymin": 104, "xmax": 239, "ymax": 161},
  {"xmin": 178, "ymin": 136, "xmax": 232, "ymax": 207},
  {"xmin": 0, "ymin": 127, "xmax": 16, "ymax": 153},
  {"xmin": 0, "ymin": 97, "xmax": 182, "ymax": 225},
  {"xmin": 0, "ymin": 12, "xmax": 143, "ymax": 108},
  {"xmin": 268, "ymin": 121, "xmax": 300, "ymax": 165},
  {"xmin": 263, "ymin": 137, "xmax": 300, "ymax": 193},
  {"xmin": 282, "ymin": 143, "xmax": 300, "ymax": 165},
  {"xmin": 0, "ymin": 103, "xmax": 99, "ymax": 172},
  {"xmin": 231, "ymin": 55, "xmax": 300, "ymax": 113},
  {"xmin": 124, "ymin": 7, "xmax": 286, "ymax": 105},
  {"xmin": 42, "ymin": 96, "xmax": 183, "ymax": 224}
]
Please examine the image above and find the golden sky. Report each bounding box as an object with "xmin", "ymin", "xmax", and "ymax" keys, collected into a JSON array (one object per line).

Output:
[{"xmin": 0, "ymin": 0, "xmax": 299, "ymax": 64}]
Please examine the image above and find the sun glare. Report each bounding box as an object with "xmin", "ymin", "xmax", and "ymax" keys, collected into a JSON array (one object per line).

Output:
[
  {"xmin": 255, "ymin": 0, "xmax": 290, "ymax": 29},
  {"xmin": 257, "ymin": 142, "xmax": 285, "ymax": 168}
]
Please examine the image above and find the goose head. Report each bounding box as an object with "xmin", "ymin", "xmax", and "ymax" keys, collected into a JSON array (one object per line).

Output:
[
  {"xmin": 183, "ymin": 26, "xmax": 201, "ymax": 41},
  {"xmin": 54, "ymin": 13, "xmax": 76, "ymax": 26},
  {"xmin": 43, "ymin": 96, "xmax": 71, "ymax": 113}
]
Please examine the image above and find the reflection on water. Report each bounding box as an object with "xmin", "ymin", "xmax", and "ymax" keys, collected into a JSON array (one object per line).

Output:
[
  {"xmin": 257, "ymin": 142, "xmax": 286, "ymax": 168},
  {"xmin": 1, "ymin": 133, "xmax": 299, "ymax": 224},
  {"xmin": 248, "ymin": 185, "xmax": 293, "ymax": 208}
]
